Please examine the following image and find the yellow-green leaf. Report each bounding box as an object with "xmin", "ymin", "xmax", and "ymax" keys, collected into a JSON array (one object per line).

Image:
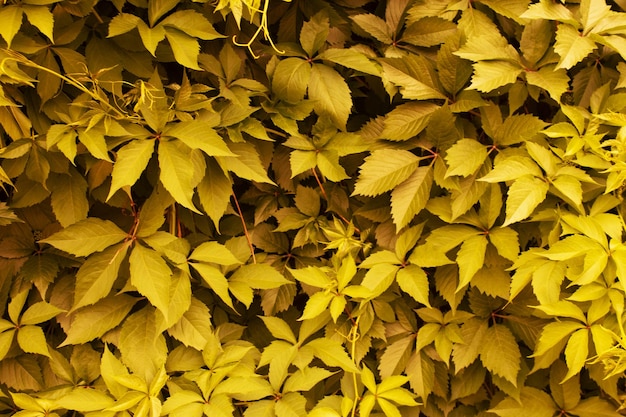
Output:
[
  {"xmin": 129, "ymin": 244, "xmax": 172, "ymax": 318},
  {"xmin": 41, "ymin": 218, "xmax": 128, "ymax": 257}
]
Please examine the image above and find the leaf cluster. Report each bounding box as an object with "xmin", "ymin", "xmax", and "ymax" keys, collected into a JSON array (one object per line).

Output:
[{"xmin": 1, "ymin": 0, "xmax": 626, "ymax": 416}]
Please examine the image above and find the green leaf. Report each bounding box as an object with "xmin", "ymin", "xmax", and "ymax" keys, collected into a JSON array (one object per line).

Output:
[
  {"xmin": 452, "ymin": 318, "xmax": 489, "ymax": 370},
  {"xmin": 158, "ymin": 139, "xmax": 200, "ymax": 213},
  {"xmin": 163, "ymin": 121, "xmax": 234, "ymax": 157},
  {"xmin": 162, "ymin": 10, "xmax": 224, "ymax": 40},
  {"xmin": 301, "ymin": 11, "xmax": 329, "ymax": 57},
  {"xmin": 457, "ymin": 234, "xmax": 488, "ymax": 289},
  {"xmin": 190, "ymin": 262, "xmax": 234, "ymax": 310},
  {"xmin": 570, "ymin": 397, "xmax": 623, "ymax": 417},
  {"xmin": 480, "ymin": 156, "xmax": 542, "ymax": 183},
  {"xmin": 402, "ymin": 17, "xmax": 457, "ymax": 47},
  {"xmin": 17, "ymin": 325, "xmax": 49, "ymax": 356},
  {"xmin": 189, "ymin": 241, "xmax": 241, "ymax": 265},
  {"xmin": 41, "ymin": 218, "xmax": 128, "ymax": 257},
  {"xmin": 317, "ymin": 48, "xmax": 381, "ymax": 76},
  {"xmin": 272, "ymin": 58, "xmax": 311, "ymax": 103},
  {"xmin": 61, "ymin": 295, "xmax": 137, "ymax": 346},
  {"xmin": 283, "ymin": 366, "xmax": 334, "ymax": 392},
  {"xmin": 230, "ymin": 264, "xmax": 291, "ymax": 290},
  {"xmin": 300, "ymin": 291, "xmax": 334, "ymax": 321},
  {"xmin": 72, "ymin": 243, "xmax": 129, "ymax": 310},
  {"xmin": 167, "ymin": 297, "xmax": 212, "ymax": 350},
  {"xmin": 490, "ymin": 386, "xmax": 558, "ymax": 417},
  {"xmin": 533, "ymin": 321, "xmax": 584, "ymax": 357},
  {"xmin": 78, "ymin": 128, "xmax": 112, "ymax": 162},
  {"xmin": 469, "ymin": 61, "xmax": 522, "ymax": 93},
  {"xmin": 288, "ymin": 265, "xmax": 331, "ymax": 288},
  {"xmin": 100, "ymin": 345, "xmax": 130, "ymax": 399},
  {"xmin": 445, "ymin": 139, "xmax": 488, "ymax": 177},
  {"xmin": 306, "ymin": 338, "xmax": 359, "ymax": 372},
  {"xmin": 381, "ymin": 60, "xmax": 446, "ymax": 100},
  {"xmin": 525, "ymin": 66, "xmax": 570, "ymax": 102},
  {"xmin": 0, "ymin": 6, "xmax": 23, "ymax": 47},
  {"xmin": 520, "ymin": 0, "xmax": 576, "ymax": 24},
  {"xmin": 197, "ymin": 159, "xmax": 232, "ymax": 229},
  {"xmin": 260, "ymin": 316, "xmax": 297, "ymax": 345},
  {"xmin": 219, "ymin": 142, "xmax": 276, "ymax": 184},
  {"xmin": 309, "ymin": 64, "xmax": 352, "ymax": 130},
  {"xmin": 493, "ymin": 115, "xmax": 548, "ymax": 147},
  {"xmin": 108, "ymin": 13, "xmax": 141, "ymax": 37},
  {"xmin": 489, "ymin": 227, "xmax": 519, "ymax": 262},
  {"xmin": 317, "ymin": 150, "xmax": 349, "ymax": 182},
  {"xmin": 129, "ymin": 244, "xmax": 172, "ymax": 318},
  {"xmin": 22, "ymin": 5, "xmax": 54, "ymax": 42},
  {"xmin": 361, "ymin": 263, "xmax": 400, "ymax": 297},
  {"xmin": 118, "ymin": 307, "xmax": 167, "ymax": 381},
  {"xmin": 50, "ymin": 170, "xmax": 89, "ymax": 228},
  {"xmin": 554, "ymin": 25, "xmax": 597, "ymax": 70},
  {"xmin": 353, "ymin": 150, "xmax": 421, "ymax": 197},
  {"xmin": 108, "ymin": 139, "xmax": 155, "ymax": 200},
  {"xmin": 380, "ymin": 102, "xmax": 439, "ymax": 141},
  {"xmin": 164, "ymin": 28, "xmax": 201, "ymax": 70},
  {"xmin": 396, "ymin": 265, "xmax": 430, "ymax": 307},
  {"xmin": 480, "ymin": 325, "xmax": 521, "ymax": 385},
  {"xmin": 562, "ymin": 328, "xmax": 589, "ymax": 382},
  {"xmin": 148, "ymin": 0, "xmax": 179, "ymax": 26},
  {"xmin": 351, "ymin": 14, "xmax": 392, "ymax": 44},
  {"xmin": 20, "ymin": 301, "xmax": 64, "ymax": 325},
  {"xmin": 503, "ymin": 176, "xmax": 549, "ymax": 226},
  {"xmin": 56, "ymin": 388, "xmax": 115, "ymax": 412}
]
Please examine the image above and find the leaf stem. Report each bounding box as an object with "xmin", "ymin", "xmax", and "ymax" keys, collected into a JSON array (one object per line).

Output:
[
  {"xmin": 232, "ymin": 191, "xmax": 256, "ymax": 264},
  {"xmin": 350, "ymin": 315, "xmax": 361, "ymax": 417}
]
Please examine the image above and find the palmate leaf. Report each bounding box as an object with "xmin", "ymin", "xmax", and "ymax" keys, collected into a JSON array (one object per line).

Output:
[
  {"xmin": 162, "ymin": 10, "xmax": 224, "ymax": 40},
  {"xmin": 72, "ymin": 243, "xmax": 128, "ymax": 310},
  {"xmin": 490, "ymin": 387, "xmax": 558, "ymax": 417},
  {"xmin": 61, "ymin": 295, "xmax": 137, "ymax": 346},
  {"xmin": 49, "ymin": 169, "xmax": 89, "ymax": 228},
  {"xmin": 391, "ymin": 165, "xmax": 433, "ymax": 230},
  {"xmin": 272, "ymin": 58, "xmax": 312, "ymax": 103},
  {"xmin": 118, "ymin": 307, "xmax": 167, "ymax": 381},
  {"xmin": 22, "ymin": 5, "xmax": 54, "ymax": 42},
  {"xmin": 503, "ymin": 176, "xmax": 549, "ymax": 226},
  {"xmin": 351, "ymin": 13, "xmax": 393, "ymax": 44},
  {"xmin": 479, "ymin": 325, "xmax": 521, "ymax": 385},
  {"xmin": 525, "ymin": 66, "xmax": 570, "ymax": 102},
  {"xmin": 456, "ymin": 234, "xmax": 488, "ymax": 289},
  {"xmin": 164, "ymin": 28, "xmax": 201, "ymax": 70},
  {"xmin": 108, "ymin": 139, "xmax": 155, "ymax": 200},
  {"xmin": 317, "ymin": 48, "xmax": 381, "ymax": 76},
  {"xmin": 158, "ymin": 139, "xmax": 201, "ymax": 213},
  {"xmin": 554, "ymin": 25, "xmax": 597, "ymax": 70},
  {"xmin": 129, "ymin": 244, "xmax": 172, "ymax": 318},
  {"xmin": 562, "ymin": 328, "xmax": 589, "ymax": 382},
  {"xmin": 0, "ymin": 6, "xmax": 24, "ymax": 47},
  {"xmin": 167, "ymin": 297, "xmax": 212, "ymax": 350},
  {"xmin": 308, "ymin": 63, "xmax": 352, "ymax": 130},
  {"xmin": 444, "ymin": 139, "xmax": 488, "ymax": 177},
  {"xmin": 300, "ymin": 11, "xmax": 329, "ymax": 57},
  {"xmin": 380, "ymin": 102, "xmax": 439, "ymax": 141},
  {"xmin": 353, "ymin": 149, "xmax": 421, "ymax": 197},
  {"xmin": 136, "ymin": 22, "xmax": 166, "ymax": 56},
  {"xmin": 41, "ymin": 218, "xmax": 128, "ymax": 257},
  {"xmin": 469, "ymin": 61, "xmax": 523, "ymax": 92},
  {"xmin": 381, "ymin": 60, "xmax": 446, "ymax": 100}
]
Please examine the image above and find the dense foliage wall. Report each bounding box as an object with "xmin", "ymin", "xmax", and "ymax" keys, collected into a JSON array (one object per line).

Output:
[{"xmin": 1, "ymin": 0, "xmax": 626, "ymax": 415}]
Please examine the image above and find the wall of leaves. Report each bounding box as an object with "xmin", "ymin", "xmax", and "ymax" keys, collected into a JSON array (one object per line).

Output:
[{"xmin": 1, "ymin": 0, "xmax": 626, "ymax": 415}]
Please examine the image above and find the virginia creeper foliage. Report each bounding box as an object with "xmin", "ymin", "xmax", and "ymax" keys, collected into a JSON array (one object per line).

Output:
[{"xmin": 1, "ymin": 0, "xmax": 626, "ymax": 416}]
